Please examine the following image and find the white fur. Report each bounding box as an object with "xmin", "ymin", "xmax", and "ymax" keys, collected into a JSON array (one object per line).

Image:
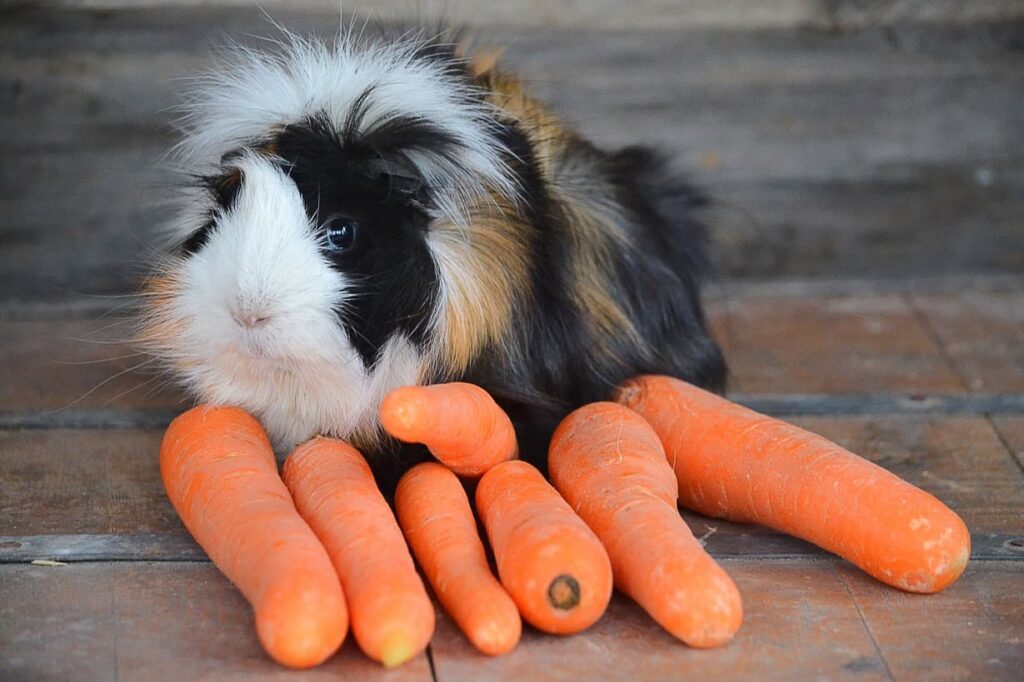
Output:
[
  {"xmin": 173, "ymin": 29, "xmax": 516, "ymax": 225},
  {"xmin": 159, "ymin": 154, "xmax": 425, "ymax": 450}
]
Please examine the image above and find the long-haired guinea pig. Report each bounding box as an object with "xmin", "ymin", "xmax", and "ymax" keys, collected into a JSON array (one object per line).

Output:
[{"xmin": 137, "ymin": 25, "xmax": 726, "ymax": 488}]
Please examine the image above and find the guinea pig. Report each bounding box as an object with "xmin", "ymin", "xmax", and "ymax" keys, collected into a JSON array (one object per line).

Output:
[{"xmin": 137, "ymin": 25, "xmax": 726, "ymax": 487}]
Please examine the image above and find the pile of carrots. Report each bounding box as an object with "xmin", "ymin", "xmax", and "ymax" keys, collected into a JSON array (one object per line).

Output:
[{"xmin": 160, "ymin": 378, "xmax": 970, "ymax": 669}]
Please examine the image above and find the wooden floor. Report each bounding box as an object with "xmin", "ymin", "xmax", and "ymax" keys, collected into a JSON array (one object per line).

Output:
[
  {"xmin": 2, "ymin": 281, "xmax": 1023, "ymax": 680},
  {"xmin": 2, "ymin": 4, "xmax": 1024, "ymax": 681}
]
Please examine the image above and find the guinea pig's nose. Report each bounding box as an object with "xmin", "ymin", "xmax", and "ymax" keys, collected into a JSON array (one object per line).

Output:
[{"xmin": 231, "ymin": 308, "xmax": 271, "ymax": 329}]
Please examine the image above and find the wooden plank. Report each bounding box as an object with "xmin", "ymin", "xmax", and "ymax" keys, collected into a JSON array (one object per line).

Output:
[
  {"xmin": 4, "ymin": 294, "xmax": 1016, "ymax": 414},
  {"xmin": 4, "ymin": 17, "xmax": 1020, "ymax": 181},
  {"xmin": 705, "ymin": 176, "xmax": 1024, "ymax": 279},
  {"xmin": 4, "ymin": 301, "xmax": 1015, "ymax": 411},
  {"xmin": 0, "ymin": 317, "xmax": 186, "ymax": 411},
  {"xmin": 706, "ymin": 275, "xmax": 1024, "ymax": 300},
  {"xmin": 7, "ymin": 395, "xmax": 1024, "ymax": 433},
  {"xmin": 430, "ymin": 561, "xmax": 891, "ymax": 681},
  {"xmin": 840, "ymin": 561, "xmax": 1024, "ymax": 680},
  {"xmin": 2, "ymin": 10, "xmax": 1023, "ymax": 296},
  {"xmin": 912, "ymin": 292, "xmax": 1024, "ymax": 392},
  {"xmin": 992, "ymin": 416, "xmax": 1024, "ymax": 470},
  {"xmin": 3, "ymin": 417, "xmax": 1021, "ymax": 556},
  {"xmin": 0, "ymin": 429, "xmax": 181, "ymax": 535},
  {"xmin": 0, "ymin": 562, "xmax": 432, "ymax": 681},
  {"xmin": 718, "ymin": 294, "xmax": 967, "ymax": 394},
  {"xmin": 28, "ymin": 1, "xmax": 1024, "ymax": 31},
  {"xmin": 4, "ymin": 530, "xmax": 1022, "ymax": 564}
]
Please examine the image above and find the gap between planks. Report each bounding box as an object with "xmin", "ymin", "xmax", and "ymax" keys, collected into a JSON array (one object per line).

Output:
[
  {"xmin": 2, "ymin": 532, "xmax": 1021, "ymax": 564},
  {"xmin": 2, "ymin": 393, "xmax": 1024, "ymax": 432}
]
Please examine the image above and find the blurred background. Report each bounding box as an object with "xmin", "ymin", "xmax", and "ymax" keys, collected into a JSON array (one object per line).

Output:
[{"xmin": 2, "ymin": 0, "xmax": 1022, "ymax": 303}]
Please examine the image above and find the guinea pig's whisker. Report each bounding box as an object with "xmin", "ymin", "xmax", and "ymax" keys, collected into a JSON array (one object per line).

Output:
[
  {"xmin": 74, "ymin": 317, "xmax": 135, "ymax": 338},
  {"xmin": 64, "ymin": 336, "xmax": 138, "ymax": 346},
  {"xmin": 52, "ymin": 351, "xmax": 147, "ymax": 366},
  {"xmin": 101, "ymin": 374, "xmax": 163, "ymax": 407},
  {"xmin": 56, "ymin": 357, "xmax": 160, "ymax": 413}
]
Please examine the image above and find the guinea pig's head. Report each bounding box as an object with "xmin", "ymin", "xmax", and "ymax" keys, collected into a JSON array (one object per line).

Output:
[{"xmin": 138, "ymin": 32, "xmax": 524, "ymax": 451}]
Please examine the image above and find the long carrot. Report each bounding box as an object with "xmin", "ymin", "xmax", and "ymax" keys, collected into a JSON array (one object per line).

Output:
[
  {"xmin": 548, "ymin": 401, "xmax": 743, "ymax": 647},
  {"xmin": 159, "ymin": 406, "xmax": 347, "ymax": 669},
  {"xmin": 380, "ymin": 382, "xmax": 517, "ymax": 476},
  {"xmin": 282, "ymin": 438, "xmax": 435, "ymax": 667},
  {"xmin": 616, "ymin": 375, "xmax": 971, "ymax": 593},
  {"xmin": 395, "ymin": 462, "xmax": 522, "ymax": 655},
  {"xmin": 475, "ymin": 460, "xmax": 613, "ymax": 634}
]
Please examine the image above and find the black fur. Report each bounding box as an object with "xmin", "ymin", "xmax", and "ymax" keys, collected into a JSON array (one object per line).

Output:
[
  {"xmin": 270, "ymin": 114, "xmax": 442, "ymax": 367},
  {"xmin": 181, "ymin": 170, "xmax": 243, "ymax": 255}
]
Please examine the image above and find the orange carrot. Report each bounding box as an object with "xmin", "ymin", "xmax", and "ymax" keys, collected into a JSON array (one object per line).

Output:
[
  {"xmin": 548, "ymin": 401, "xmax": 743, "ymax": 647},
  {"xmin": 616, "ymin": 375, "xmax": 971, "ymax": 593},
  {"xmin": 475, "ymin": 460, "xmax": 613, "ymax": 634},
  {"xmin": 159, "ymin": 406, "xmax": 347, "ymax": 669},
  {"xmin": 282, "ymin": 437, "xmax": 434, "ymax": 667},
  {"xmin": 395, "ymin": 462, "xmax": 522, "ymax": 655},
  {"xmin": 380, "ymin": 382, "xmax": 517, "ymax": 477}
]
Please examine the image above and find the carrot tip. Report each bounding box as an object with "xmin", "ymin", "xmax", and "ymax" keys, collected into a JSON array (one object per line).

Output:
[
  {"xmin": 379, "ymin": 633, "xmax": 418, "ymax": 668},
  {"xmin": 547, "ymin": 574, "xmax": 581, "ymax": 610}
]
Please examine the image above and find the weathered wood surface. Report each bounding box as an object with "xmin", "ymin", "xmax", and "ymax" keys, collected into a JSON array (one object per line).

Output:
[
  {"xmin": 2, "ymin": 8, "xmax": 1023, "ymax": 298},
  {"xmin": 3, "ymin": 414, "xmax": 1023, "ymax": 553},
  {"xmin": 0, "ymin": 562, "xmax": 434, "ymax": 681},
  {"xmin": 3, "ymin": 290, "xmax": 1020, "ymax": 414},
  {"xmin": 40, "ymin": 0, "xmax": 1024, "ymax": 31},
  {"xmin": 2, "ymin": 561, "xmax": 1021, "ymax": 681},
  {"xmin": 1, "ymin": 293, "xmax": 1022, "ymax": 679},
  {"xmin": 992, "ymin": 416, "xmax": 1024, "ymax": 471},
  {"xmin": 838, "ymin": 562, "xmax": 1024, "ymax": 680},
  {"xmin": 911, "ymin": 292, "xmax": 1024, "ymax": 392}
]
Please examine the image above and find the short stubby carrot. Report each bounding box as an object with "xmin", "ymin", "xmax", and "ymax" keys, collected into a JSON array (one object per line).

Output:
[
  {"xmin": 616, "ymin": 375, "xmax": 971, "ymax": 594},
  {"xmin": 395, "ymin": 462, "xmax": 522, "ymax": 655},
  {"xmin": 282, "ymin": 437, "xmax": 435, "ymax": 668},
  {"xmin": 549, "ymin": 401, "xmax": 743, "ymax": 647},
  {"xmin": 159, "ymin": 405, "xmax": 347, "ymax": 669},
  {"xmin": 475, "ymin": 460, "xmax": 613, "ymax": 634},
  {"xmin": 380, "ymin": 382, "xmax": 517, "ymax": 477}
]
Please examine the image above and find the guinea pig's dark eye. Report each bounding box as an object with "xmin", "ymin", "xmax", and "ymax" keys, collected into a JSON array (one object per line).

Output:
[{"xmin": 324, "ymin": 214, "xmax": 359, "ymax": 252}]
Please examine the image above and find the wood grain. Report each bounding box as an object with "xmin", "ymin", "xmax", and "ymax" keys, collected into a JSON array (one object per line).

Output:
[
  {"xmin": 3, "ymin": 417, "xmax": 1021, "ymax": 553},
  {"xmin": 840, "ymin": 561, "xmax": 1024, "ymax": 680},
  {"xmin": 991, "ymin": 416, "xmax": 1024, "ymax": 473},
  {"xmin": 0, "ymin": 562, "xmax": 433, "ymax": 681},
  {"xmin": 6, "ymin": 288, "xmax": 1019, "ymax": 413},
  {"xmin": 6, "ymin": 530, "xmax": 1022, "ymax": 564},
  {"xmin": 0, "ymin": 429, "xmax": 179, "ymax": 535},
  {"xmin": 2, "ymin": 8, "xmax": 1022, "ymax": 297},
  {"xmin": 716, "ymin": 294, "xmax": 966, "ymax": 394},
  {"xmin": 0, "ymin": 317, "xmax": 186, "ymax": 411},
  {"xmin": 31, "ymin": 1, "xmax": 1024, "ymax": 31},
  {"xmin": 912, "ymin": 291, "xmax": 1024, "ymax": 392},
  {"xmin": 430, "ymin": 561, "xmax": 891, "ymax": 681}
]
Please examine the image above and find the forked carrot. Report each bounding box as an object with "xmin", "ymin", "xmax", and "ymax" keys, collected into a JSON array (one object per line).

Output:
[
  {"xmin": 395, "ymin": 462, "xmax": 522, "ymax": 655},
  {"xmin": 549, "ymin": 402, "xmax": 743, "ymax": 647},
  {"xmin": 616, "ymin": 375, "xmax": 971, "ymax": 593},
  {"xmin": 160, "ymin": 406, "xmax": 347, "ymax": 669},
  {"xmin": 476, "ymin": 461, "xmax": 613, "ymax": 634},
  {"xmin": 380, "ymin": 382, "xmax": 517, "ymax": 476},
  {"xmin": 282, "ymin": 438, "xmax": 435, "ymax": 667}
]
